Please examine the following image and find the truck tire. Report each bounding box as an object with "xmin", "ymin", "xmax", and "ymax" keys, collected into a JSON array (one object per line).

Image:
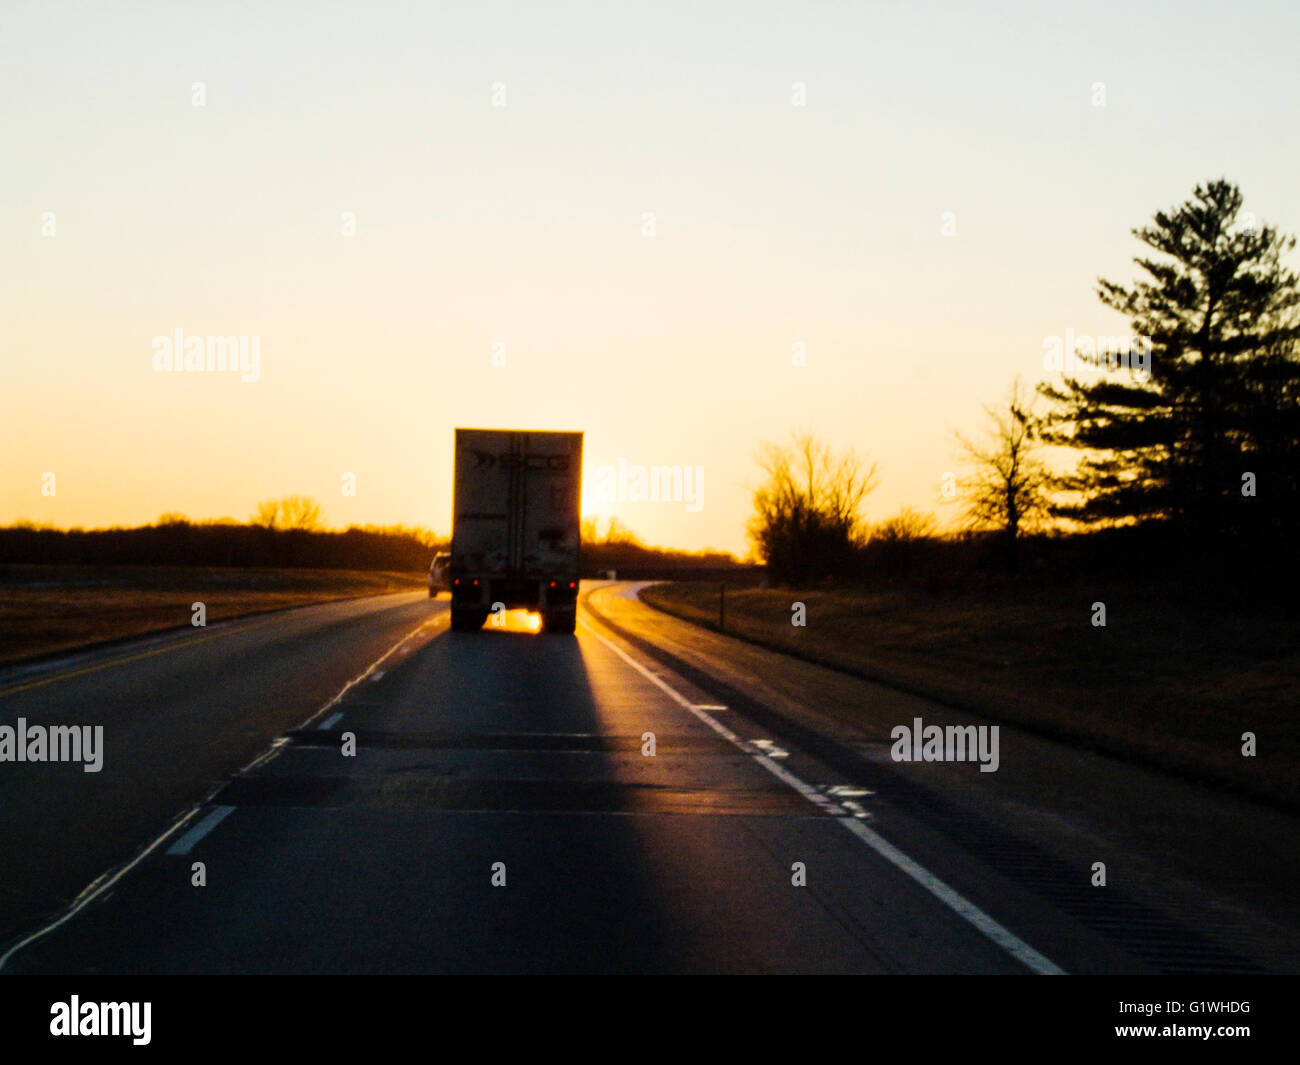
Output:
[
  {"xmin": 450, "ymin": 606, "xmax": 482, "ymax": 632},
  {"xmin": 543, "ymin": 609, "xmax": 577, "ymax": 635}
]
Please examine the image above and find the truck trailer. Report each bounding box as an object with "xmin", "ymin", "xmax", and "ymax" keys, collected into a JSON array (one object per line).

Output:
[{"xmin": 449, "ymin": 428, "xmax": 583, "ymax": 634}]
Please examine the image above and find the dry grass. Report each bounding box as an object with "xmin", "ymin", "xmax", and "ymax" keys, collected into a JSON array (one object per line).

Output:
[
  {"xmin": 0, "ymin": 565, "xmax": 423, "ymax": 664},
  {"xmin": 641, "ymin": 579, "xmax": 1300, "ymax": 808}
]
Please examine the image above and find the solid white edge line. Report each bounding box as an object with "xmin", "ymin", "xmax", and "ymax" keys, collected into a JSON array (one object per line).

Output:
[
  {"xmin": 0, "ymin": 612, "xmax": 443, "ymax": 973},
  {"xmin": 165, "ymin": 805, "xmax": 236, "ymax": 856},
  {"xmin": 578, "ymin": 618, "xmax": 1066, "ymax": 976}
]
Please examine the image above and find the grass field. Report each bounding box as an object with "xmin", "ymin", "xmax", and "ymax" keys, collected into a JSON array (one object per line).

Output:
[
  {"xmin": 0, "ymin": 565, "xmax": 424, "ymax": 665},
  {"xmin": 640, "ymin": 578, "xmax": 1300, "ymax": 809}
]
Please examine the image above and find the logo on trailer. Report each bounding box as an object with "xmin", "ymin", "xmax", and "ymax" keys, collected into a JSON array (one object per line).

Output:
[{"xmin": 471, "ymin": 450, "xmax": 569, "ymax": 472}]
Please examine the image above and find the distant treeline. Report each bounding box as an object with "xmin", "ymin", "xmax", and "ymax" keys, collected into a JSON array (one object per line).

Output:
[
  {"xmin": 0, "ymin": 520, "xmax": 444, "ymax": 571},
  {"xmin": 842, "ymin": 520, "xmax": 1297, "ymax": 599},
  {"xmin": 580, "ymin": 539, "xmax": 753, "ymax": 581},
  {"xmin": 0, "ymin": 518, "xmax": 752, "ymax": 578}
]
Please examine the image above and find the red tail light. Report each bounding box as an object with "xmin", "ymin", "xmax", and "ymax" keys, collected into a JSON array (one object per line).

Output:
[
  {"xmin": 453, "ymin": 578, "xmax": 459, "ymax": 586},
  {"xmin": 549, "ymin": 581, "xmax": 556, "ymax": 588},
  {"xmin": 568, "ymin": 581, "xmax": 576, "ymax": 589},
  {"xmin": 473, "ymin": 579, "xmax": 479, "ymax": 586}
]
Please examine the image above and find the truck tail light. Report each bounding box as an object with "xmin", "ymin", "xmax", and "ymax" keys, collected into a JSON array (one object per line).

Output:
[
  {"xmin": 453, "ymin": 578, "xmax": 459, "ymax": 586},
  {"xmin": 568, "ymin": 581, "xmax": 576, "ymax": 589},
  {"xmin": 549, "ymin": 581, "xmax": 556, "ymax": 588}
]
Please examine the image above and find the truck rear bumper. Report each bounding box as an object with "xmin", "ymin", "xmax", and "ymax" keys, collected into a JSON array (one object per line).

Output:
[{"xmin": 450, "ymin": 577, "xmax": 578, "ymax": 611}]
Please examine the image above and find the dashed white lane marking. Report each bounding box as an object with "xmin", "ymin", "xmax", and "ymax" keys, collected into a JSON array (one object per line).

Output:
[
  {"xmin": 693, "ymin": 704, "xmax": 728, "ymax": 711},
  {"xmin": 318, "ymin": 711, "xmax": 344, "ymax": 730},
  {"xmin": 370, "ymin": 670, "xmax": 386, "ymax": 681},
  {"xmin": 0, "ymin": 612, "xmax": 442, "ymax": 973},
  {"xmin": 165, "ymin": 806, "xmax": 236, "ymax": 855},
  {"xmin": 578, "ymin": 619, "xmax": 1066, "ymax": 976}
]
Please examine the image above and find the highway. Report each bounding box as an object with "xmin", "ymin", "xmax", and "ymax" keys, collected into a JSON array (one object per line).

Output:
[{"xmin": 1, "ymin": 583, "xmax": 1296, "ymax": 974}]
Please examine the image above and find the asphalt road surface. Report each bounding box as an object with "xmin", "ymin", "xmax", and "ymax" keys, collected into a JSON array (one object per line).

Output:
[{"xmin": 2, "ymin": 583, "xmax": 1296, "ymax": 973}]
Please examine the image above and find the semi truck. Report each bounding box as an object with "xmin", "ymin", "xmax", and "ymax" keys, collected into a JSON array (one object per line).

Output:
[{"xmin": 449, "ymin": 428, "xmax": 583, "ymax": 634}]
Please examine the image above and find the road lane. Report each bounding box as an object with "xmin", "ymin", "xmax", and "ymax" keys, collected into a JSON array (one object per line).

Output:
[
  {"xmin": 585, "ymin": 582, "xmax": 1300, "ymax": 975},
  {"xmin": 11, "ymin": 580, "xmax": 1286, "ymax": 973},
  {"xmin": 0, "ymin": 591, "xmax": 439, "ymax": 944},
  {"xmin": 5, "ymin": 597, "xmax": 1040, "ymax": 974}
]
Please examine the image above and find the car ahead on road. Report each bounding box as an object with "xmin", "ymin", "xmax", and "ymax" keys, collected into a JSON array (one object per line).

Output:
[{"xmin": 428, "ymin": 552, "xmax": 451, "ymax": 597}]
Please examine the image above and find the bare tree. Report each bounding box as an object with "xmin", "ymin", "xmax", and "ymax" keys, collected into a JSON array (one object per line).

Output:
[
  {"xmin": 748, "ymin": 431, "xmax": 880, "ymax": 583},
  {"xmin": 252, "ymin": 499, "xmax": 281, "ymax": 530},
  {"xmin": 869, "ymin": 507, "xmax": 939, "ymax": 543},
  {"xmin": 865, "ymin": 507, "xmax": 941, "ymax": 577},
  {"xmin": 602, "ymin": 516, "xmax": 639, "ymax": 545},
  {"xmin": 956, "ymin": 378, "xmax": 1050, "ymax": 568},
  {"xmin": 279, "ymin": 495, "xmax": 324, "ymax": 532}
]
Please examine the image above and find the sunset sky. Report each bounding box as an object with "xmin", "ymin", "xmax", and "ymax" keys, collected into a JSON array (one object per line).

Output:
[{"xmin": 4, "ymin": 0, "xmax": 1299, "ymax": 556}]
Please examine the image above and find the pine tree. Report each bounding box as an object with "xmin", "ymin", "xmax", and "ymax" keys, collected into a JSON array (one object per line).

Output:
[{"xmin": 1039, "ymin": 179, "xmax": 1300, "ymax": 541}]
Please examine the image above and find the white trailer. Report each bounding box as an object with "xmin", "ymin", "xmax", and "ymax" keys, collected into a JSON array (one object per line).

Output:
[{"xmin": 449, "ymin": 428, "xmax": 583, "ymax": 633}]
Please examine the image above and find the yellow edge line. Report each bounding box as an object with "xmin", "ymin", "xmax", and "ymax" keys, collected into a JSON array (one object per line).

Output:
[
  {"xmin": 0, "ymin": 591, "xmax": 440, "ymax": 700},
  {"xmin": 0, "ymin": 616, "xmax": 287, "ymax": 699}
]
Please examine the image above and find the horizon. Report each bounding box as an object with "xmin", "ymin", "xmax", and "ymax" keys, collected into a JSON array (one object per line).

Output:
[{"xmin": 0, "ymin": 504, "xmax": 745, "ymax": 558}]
